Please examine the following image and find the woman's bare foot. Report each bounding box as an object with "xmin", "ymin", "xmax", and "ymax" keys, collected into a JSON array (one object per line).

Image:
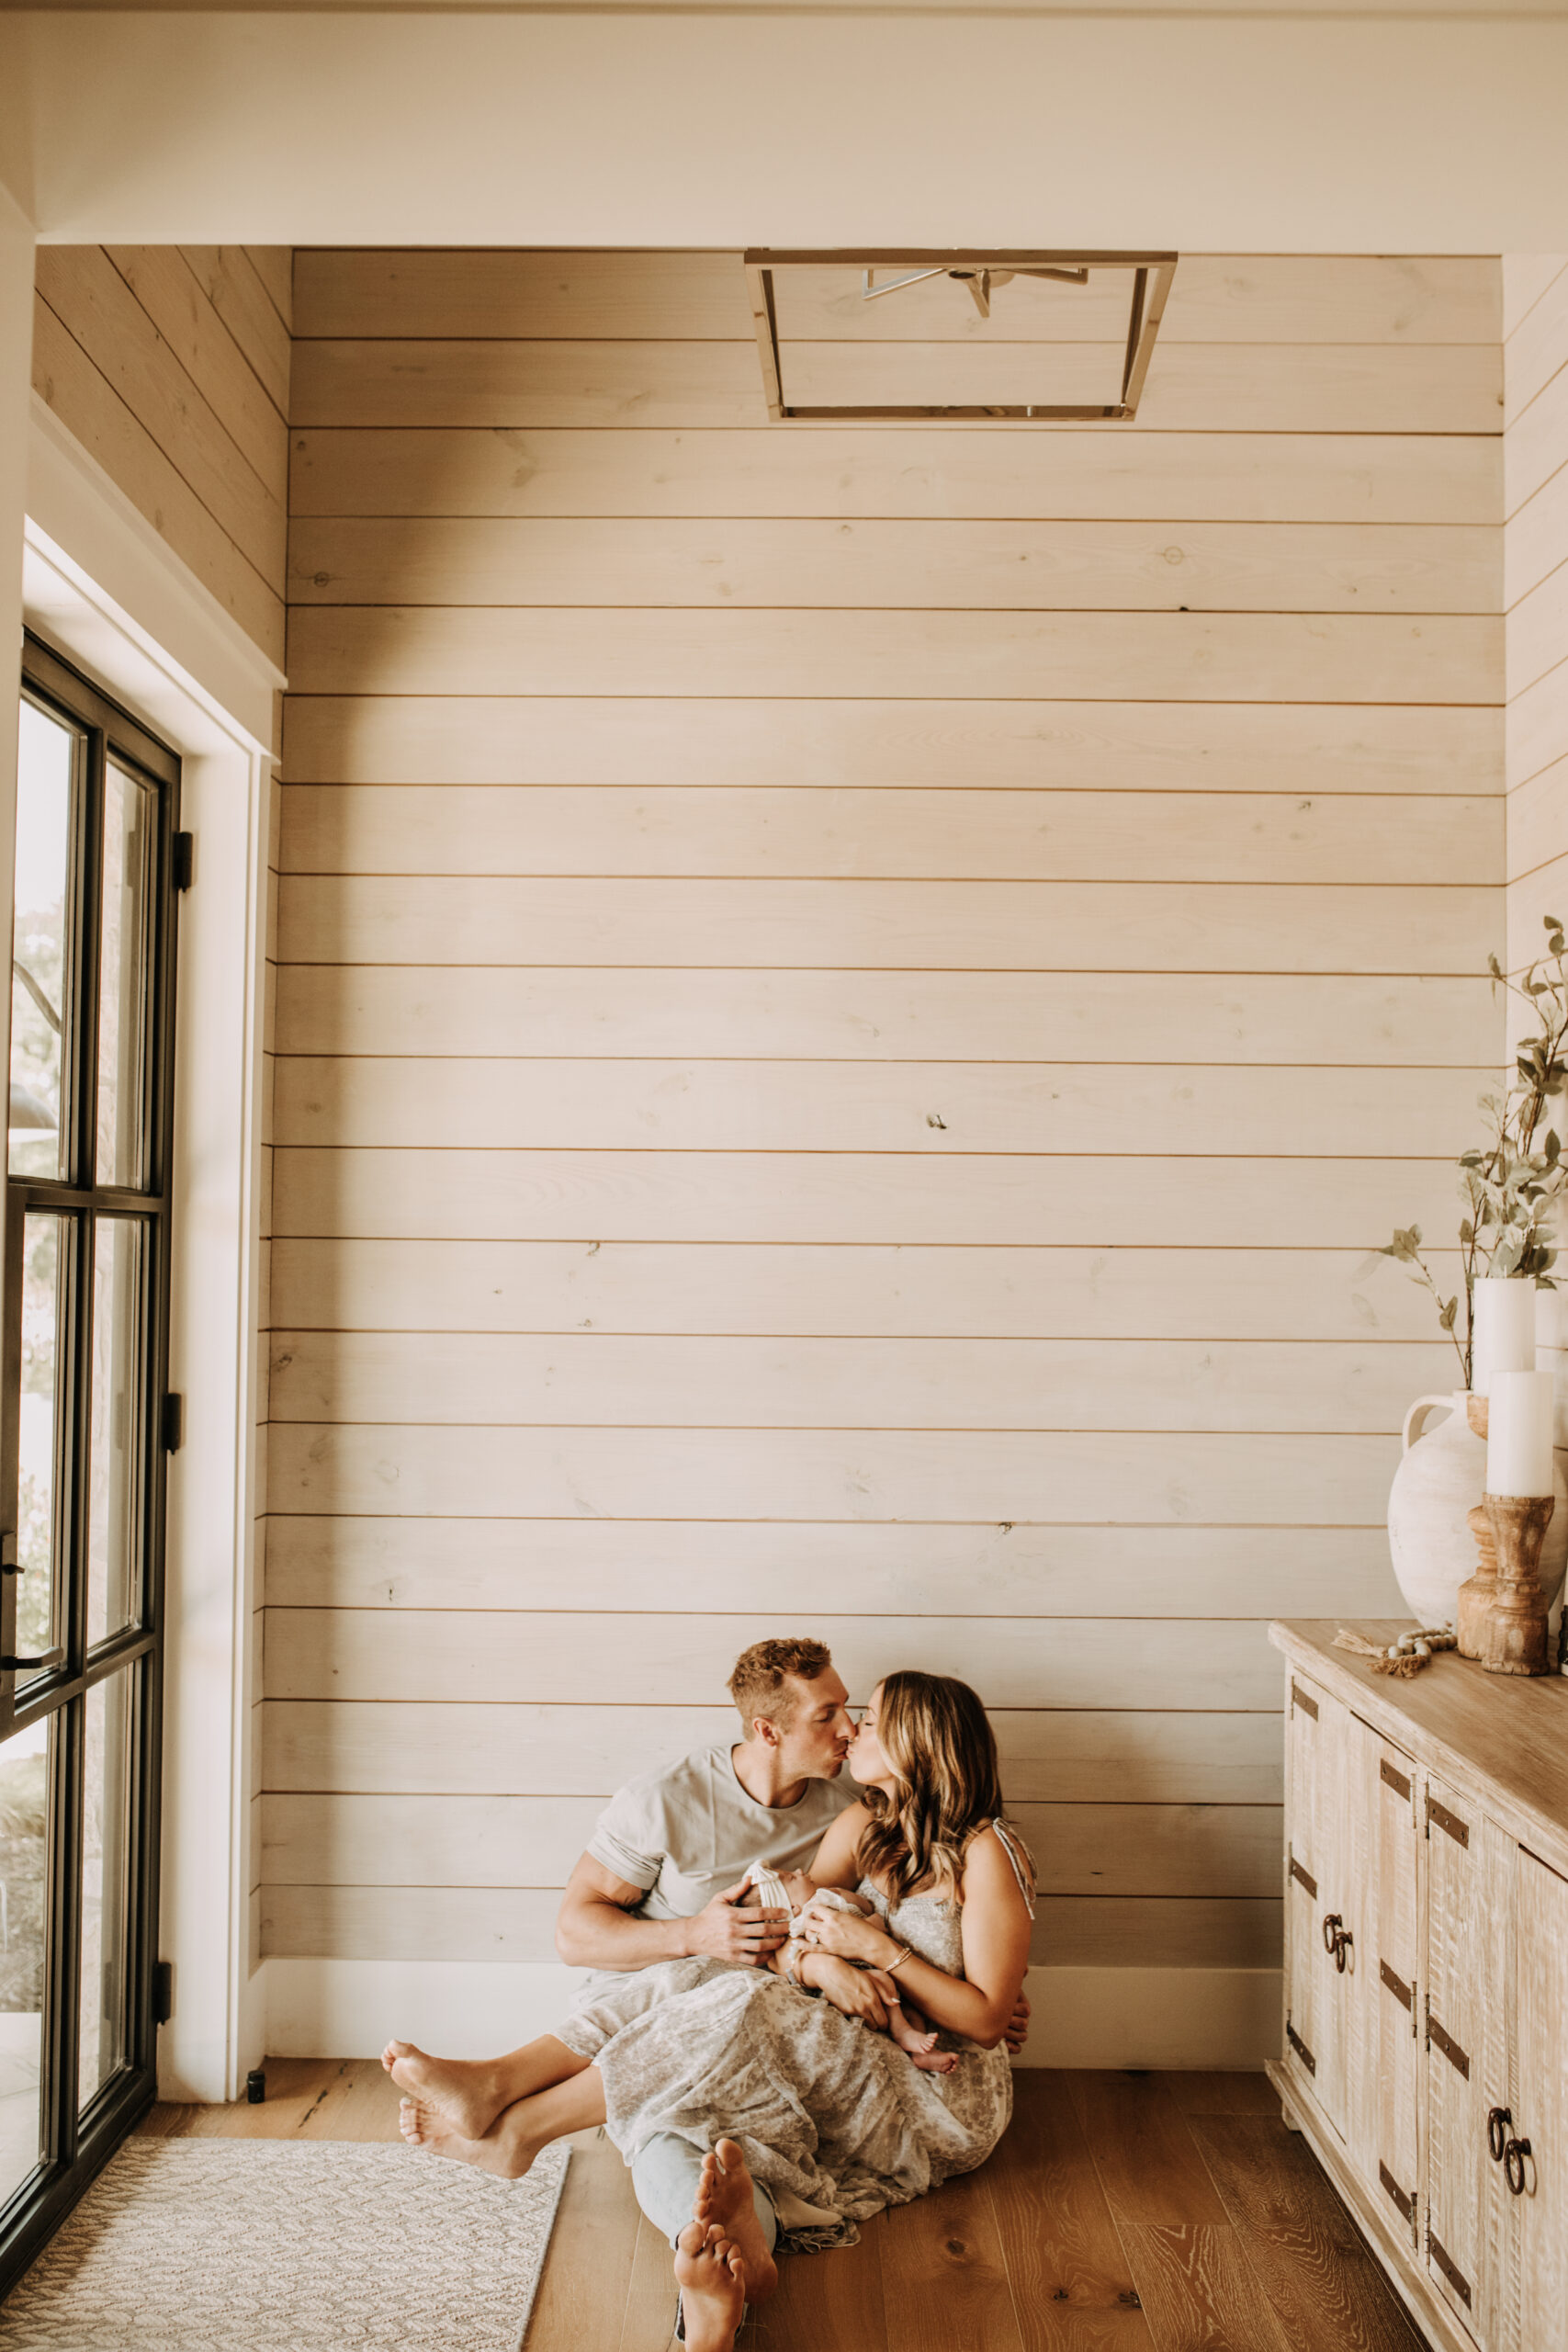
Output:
[
  {"xmin": 381, "ymin": 2041, "xmax": 509, "ymax": 2141},
  {"xmin": 399, "ymin": 2096, "xmax": 537, "ymax": 2180},
  {"xmin": 692, "ymin": 2138, "xmax": 778, "ymax": 2303},
  {"xmin": 673, "ymin": 2223, "xmax": 747, "ymax": 2352}
]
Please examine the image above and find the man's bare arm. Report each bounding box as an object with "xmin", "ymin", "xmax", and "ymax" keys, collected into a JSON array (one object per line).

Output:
[{"xmin": 555, "ymin": 1854, "xmax": 790, "ymax": 1971}]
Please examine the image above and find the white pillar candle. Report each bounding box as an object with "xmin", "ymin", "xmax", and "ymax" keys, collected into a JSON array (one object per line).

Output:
[
  {"xmin": 1487, "ymin": 1368, "xmax": 1558, "ymax": 1496},
  {"xmin": 1472, "ymin": 1277, "xmax": 1538, "ymax": 1395}
]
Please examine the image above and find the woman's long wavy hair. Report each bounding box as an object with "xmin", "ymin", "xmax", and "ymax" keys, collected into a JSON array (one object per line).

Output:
[{"xmin": 855, "ymin": 1670, "xmax": 1035, "ymax": 1906}]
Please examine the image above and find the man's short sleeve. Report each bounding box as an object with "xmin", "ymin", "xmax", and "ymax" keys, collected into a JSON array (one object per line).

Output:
[{"xmin": 585, "ymin": 1777, "xmax": 666, "ymax": 1894}]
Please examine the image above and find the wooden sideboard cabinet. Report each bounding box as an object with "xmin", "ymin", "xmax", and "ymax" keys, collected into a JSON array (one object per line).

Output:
[{"xmin": 1269, "ymin": 1622, "xmax": 1568, "ymax": 2352}]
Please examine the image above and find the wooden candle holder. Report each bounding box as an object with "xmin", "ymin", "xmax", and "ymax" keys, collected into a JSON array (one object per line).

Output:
[
  {"xmin": 1457, "ymin": 1502, "xmax": 1499, "ymax": 1659},
  {"xmin": 1479, "ymin": 1493, "xmax": 1557, "ymax": 1677}
]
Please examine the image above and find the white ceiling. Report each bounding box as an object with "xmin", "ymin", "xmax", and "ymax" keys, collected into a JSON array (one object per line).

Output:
[{"xmin": 1, "ymin": 8, "xmax": 1566, "ymax": 248}]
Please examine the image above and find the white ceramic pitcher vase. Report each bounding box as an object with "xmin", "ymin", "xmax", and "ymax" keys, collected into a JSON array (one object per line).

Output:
[{"xmin": 1388, "ymin": 1389, "xmax": 1568, "ymax": 1628}]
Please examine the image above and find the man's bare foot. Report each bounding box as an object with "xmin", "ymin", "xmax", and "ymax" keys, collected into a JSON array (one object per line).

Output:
[
  {"xmin": 381, "ymin": 2041, "xmax": 508, "ymax": 2141},
  {"xmin": 399, "ymin": 2096, "xmax": 536, "ymax": 2181},
  {"xmin": 674, "ymin": 2222, "xmax": 747, "ymax": 2352},
  {"xmin": 692, "ymin": 2137, "xmax": 778, "ymax": 2303}
]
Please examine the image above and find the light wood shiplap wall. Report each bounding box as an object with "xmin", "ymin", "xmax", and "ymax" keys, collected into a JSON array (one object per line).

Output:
[
  {"xmin": 266, "ymin": 253, "xmax": 1504, "ymax": 1987},
  {"xmin": 31, "ymin": 246, "xmax": 292, "ymax": 668},
  {"xmin": 1504, "ymin": 259, "xmax": 1568, "ymax": 967}
]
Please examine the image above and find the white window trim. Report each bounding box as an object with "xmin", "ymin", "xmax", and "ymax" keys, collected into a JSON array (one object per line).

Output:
[{"xmin": 22, "ymin": 399, "xmax": 277, "ymax": 2103}]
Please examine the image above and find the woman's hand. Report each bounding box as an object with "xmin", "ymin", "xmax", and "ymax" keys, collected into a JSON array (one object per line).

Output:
[
  {"xmin": 805, "ymin": 1955, "xmax": 900, "ymax": 2029},
  {"xmin": 797, "ymin": 1899, "xmax": 898, "ymax": 1970}
]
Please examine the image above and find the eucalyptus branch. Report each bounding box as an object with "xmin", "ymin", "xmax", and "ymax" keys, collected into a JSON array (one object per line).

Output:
[
  {"xmin": 1374, "ymin": 917, "xmax": 1568, "ymax": 1375},
  {"xmin": 1375, "ymin": 1226, "xmax": 1469, "ymax": 1384}
]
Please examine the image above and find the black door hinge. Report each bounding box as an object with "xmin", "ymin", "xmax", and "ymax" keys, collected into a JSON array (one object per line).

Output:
[
  {"xmin": 172, "ymin": 832, "xmax": 194, "ymax": 892},
  {"xmin": 162, "ymin": 1394, "xmax": 184, "ymax": 1453},
  {"xmin": 152, "ymin": 1961, "xmax": 173, "ymax": 2026}
]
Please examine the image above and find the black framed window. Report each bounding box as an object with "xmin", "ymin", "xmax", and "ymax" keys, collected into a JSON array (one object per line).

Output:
[{"xmin": 0, "ymin": 637, "xmax": 179, "ymax": 2287}]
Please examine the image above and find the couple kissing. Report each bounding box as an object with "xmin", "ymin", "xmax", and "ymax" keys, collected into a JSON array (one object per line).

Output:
[{"xmin": 382, "ymin": 1638, "xmax": 1035, "ymax": 2352}]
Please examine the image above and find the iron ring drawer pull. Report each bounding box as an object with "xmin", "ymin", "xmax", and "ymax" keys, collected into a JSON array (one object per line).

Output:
[
  {"xmin": 1489, "ymin": 2108, "xmax": 1512, "ymax": 2162},
  {"xmin": 1333, "ymin": 1928, "xmax": 1352, "ymax": 1974},
  {"xmin": 1506, "ymin": 2138, "xmax": 1531, "ymax": 2197},
  {"xmin": 1322, "ymin": 1913, "xmax": 1343, "ymax": 1955}
]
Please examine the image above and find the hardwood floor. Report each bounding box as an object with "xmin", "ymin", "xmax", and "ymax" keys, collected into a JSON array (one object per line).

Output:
[{"xmin": 138, "ymin": 2063, "xmax": 1426, "ymax": 2351}]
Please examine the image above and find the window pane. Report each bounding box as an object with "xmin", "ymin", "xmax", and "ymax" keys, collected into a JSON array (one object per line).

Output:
[
  {"xmin": 9, "ymin": 702, "xmax": 73, "ymax": 1182},
  {"xmin": 79, "ymin": 1672, "xmax": 134, "ymax": 2111},
  {"xmin": 96, "ymin": 765, "xmax": 155, "ymax": 1191},
  {"xmin": 87, "ymin": 1220, "xmax": 144, "ymax": 1648},
  {"xmin": 0, "ymin": 1716, "xmax": 50, "ymax": 2205},
  {"xmin": 17, "ymin": 1216, "xmax": 65, "ymax": 1687}
]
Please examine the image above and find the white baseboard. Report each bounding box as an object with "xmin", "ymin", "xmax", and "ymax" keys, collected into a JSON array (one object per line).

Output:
[{"xmin": 260, "ymin": 1959, "xmax": 1281, "ymax": 2073}]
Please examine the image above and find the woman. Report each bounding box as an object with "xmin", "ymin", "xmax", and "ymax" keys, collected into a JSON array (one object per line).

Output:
[{"xmin": 387, "ymin": 1674, "xmax": 1035, "ymax": 2352}]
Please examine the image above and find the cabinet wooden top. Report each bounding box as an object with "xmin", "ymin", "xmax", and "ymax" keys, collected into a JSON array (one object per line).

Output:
[{"xmin": 1271, "ymin": 1619, "xmax": 1568, "ymax": 1873}]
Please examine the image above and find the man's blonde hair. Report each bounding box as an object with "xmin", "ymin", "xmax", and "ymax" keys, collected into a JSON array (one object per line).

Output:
[{"xmin": 728, "ymin": 1637, "xmax": 833, "ymax": 1733}]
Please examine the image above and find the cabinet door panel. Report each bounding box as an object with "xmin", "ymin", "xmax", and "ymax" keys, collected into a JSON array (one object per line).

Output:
[
  {"xmin": 1515, "ymin": 1847, "xmax": 1568, "ymax": 2352},
  {"xmin": 1426, "ymin": 1776, "xmax": 1512, "ymax": 2348},
  {"xmin": 1283, "ymin": 1670, "xmax": 1351, "ymax": 2135},
  {"xmin": 1348, "ymin": 1722, "xmax": 1420, "ymax": 2245}
]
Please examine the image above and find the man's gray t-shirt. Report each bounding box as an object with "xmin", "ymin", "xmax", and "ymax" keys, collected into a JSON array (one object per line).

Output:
[{"xmin": 586, "ymin": 1744, "xmax": 855, "ymax": 1919}]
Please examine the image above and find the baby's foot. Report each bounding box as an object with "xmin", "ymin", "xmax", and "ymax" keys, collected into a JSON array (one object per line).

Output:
[
  {"xmin": 885, "ymin": 2003, "xmax": 942, "ymax": 2059},
  {"xmin": 674, "ymin": 2223, "xmax": 747, "ymax": 2352},
  {"xmin": 908, "ymin": 2046, "xmax": 960, "ymax": 2075},
  {"xmin": 381, "ymin": 2041, "xmax": 507, "ymax": 2139}
]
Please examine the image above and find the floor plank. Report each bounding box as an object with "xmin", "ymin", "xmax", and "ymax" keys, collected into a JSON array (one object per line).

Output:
[
  {"xmin": 615, "ymin": 2211, "xmax": 680, "ymax": 2352},
  {"xmin": 1117, "ymin": 2222, "xmax": 1292, "ymax": 2352},
  {"xmin": 877, "ymin": 2167, "xmax": 1027, "ymax": 2352},
  {"xmin": 528, "ymin": 2126, "xmax": 643, "ymax": 2352},
  {"xmin": 987, "ymin": 2073, "xmax": 1155, "ymax": 2351},
  {"xmin": 750, "ymin": 2209, "xmax": 887, "ymax": 2352},
  {"xmin": 1188, "ymin": 2115, "xmax": 1426, "ymax": 2352},
  {"xmin": 1067, "ymin": 2073, "xmax": 1230, "ymax": 2230},
  {"xmin": 1221, "ymin": 2074, "xmax": 1284, "ymax": 2119},
  {"xmin": 1158, "ymin": 2071, "xmax": 1280, "ymax": 2120},
  {"xmin": 145, "ymin": 2057, "xmax": 400, "ymax": 2142}
]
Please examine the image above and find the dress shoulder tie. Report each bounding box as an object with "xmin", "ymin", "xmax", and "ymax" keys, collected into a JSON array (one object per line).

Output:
[{"xmin": 989, "ymin": 1818, "xmax": 1036, "ymax": 1917}]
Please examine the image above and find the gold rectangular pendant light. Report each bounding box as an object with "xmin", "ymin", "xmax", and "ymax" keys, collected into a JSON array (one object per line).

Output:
[{"xmin": 745, "ymin": 249, "xmax": 1178, "ymax": 421}]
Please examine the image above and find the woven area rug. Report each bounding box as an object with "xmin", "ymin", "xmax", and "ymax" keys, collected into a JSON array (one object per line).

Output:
[{"xmin": 0, "ymin": 2139, "xmax": 570, "ymax": 2350}]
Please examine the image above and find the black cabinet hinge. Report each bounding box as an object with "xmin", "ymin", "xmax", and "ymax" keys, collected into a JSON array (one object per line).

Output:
[
  {"xmin": 172, "ymin": 832, "xmax": 194, "ymax": 892},
  {"xmin": 162, "ymin": 1394, "xmax": 184, "ymax": 1454},
  {"xmin": 152, "ymin": 1960, "xmax": 173, "ymax": 2026}
]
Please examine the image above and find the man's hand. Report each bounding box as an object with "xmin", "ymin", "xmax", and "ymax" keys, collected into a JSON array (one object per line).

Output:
[
  {"xmin": 683, "ymin": 1881, "xmax": 790, "ymax": 1966},
  {"xmin": 807, "ymin": 1955, "xmax": 899, "ymax": 2029},
  {"xmin": 1003, "ymin": 1989, "xmax": 1031, "ymax": 2055}
]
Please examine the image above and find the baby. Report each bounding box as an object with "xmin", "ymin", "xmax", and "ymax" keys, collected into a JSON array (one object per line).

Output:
[{"xmin": 740, "ymin": 1865, "xmax": 957, "ymax": 2075}]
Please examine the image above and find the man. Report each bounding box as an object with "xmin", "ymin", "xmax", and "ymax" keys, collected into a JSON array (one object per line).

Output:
[
  {"xmin": 551, "ymin": 1634, "xmax": 861, "ymax": 2297},
  {"xmin": 556, "ymin": 1634, "xmax": 857, "ymax": 1978}
]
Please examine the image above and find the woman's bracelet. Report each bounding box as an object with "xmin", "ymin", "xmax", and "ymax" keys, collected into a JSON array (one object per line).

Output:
[
  {"xmin": 784, "ymin": 1943, "xmax": 820, "ymax": 1995},
  {"xmin": 885, "ymin": 1944, "xmax": 915, "ymax": 1976}
]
